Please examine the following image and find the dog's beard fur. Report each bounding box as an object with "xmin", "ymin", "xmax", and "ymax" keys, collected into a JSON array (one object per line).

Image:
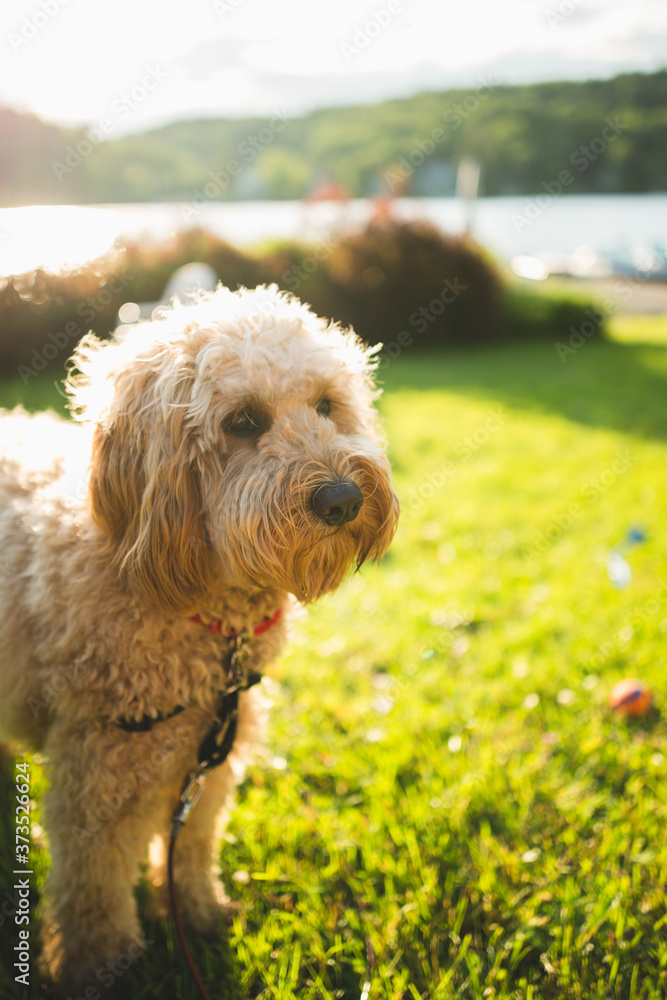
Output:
[{"xmin": 209, "ymin": 451, "xmax": 398, "ymax": 602}]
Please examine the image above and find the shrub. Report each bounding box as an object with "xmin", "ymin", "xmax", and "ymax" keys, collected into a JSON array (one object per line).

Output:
[
  {"xmin": 265, "ymin": 219, "xmax": 505, "ymax": 349},
  {"xmin": 0, "ymin": 231, "xmax": 262, "ymax": 378},
  {"xmin": 0, "ymin": 267, "xmax": 125, "ymax": 377}
]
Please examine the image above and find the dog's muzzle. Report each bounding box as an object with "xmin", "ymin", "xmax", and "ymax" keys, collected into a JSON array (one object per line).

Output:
[{"xmin": 311, "ymin": 481, "xmax": 364, "ymax": 527}]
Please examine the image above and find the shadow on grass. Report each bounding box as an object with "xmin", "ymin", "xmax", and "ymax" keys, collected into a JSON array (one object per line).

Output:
[{"xmin": 380, "ymin": 338, "xmax": 667, "ymax": 442}]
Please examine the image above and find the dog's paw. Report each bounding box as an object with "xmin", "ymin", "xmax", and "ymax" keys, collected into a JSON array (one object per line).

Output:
[
  {"xmin": 180, "ymin": 896, "xmax": 236, "ymax": 939},
  {"xmin": 148, "ymin": 871, "xmax": 240, "ymax": 937},
  {"xmin": 43, "ymin": 928, "xmax": 149, "ymax": 997},
  {"xmin": 176, "ymin": 883, "xmax": 242, "ymax": 939}
]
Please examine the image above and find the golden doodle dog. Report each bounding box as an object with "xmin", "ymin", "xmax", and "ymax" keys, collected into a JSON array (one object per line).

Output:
[{"xmin": 0, "ymin": 284, "xmax": 399, "ymax": 990}]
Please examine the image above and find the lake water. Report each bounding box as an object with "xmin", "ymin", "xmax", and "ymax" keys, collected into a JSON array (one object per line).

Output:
[{"xmin": 0, "ymin": 193, "xmax": 665, "ymax": 278}]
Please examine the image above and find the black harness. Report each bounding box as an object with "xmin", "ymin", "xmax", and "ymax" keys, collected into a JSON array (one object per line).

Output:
[
  {"xmin": 193, "ymin": 669, "xmax": 262, "ymax": 771},
  {"xmin": 115, "ymin": 632, "xmax": 262, "ymax": 773}
]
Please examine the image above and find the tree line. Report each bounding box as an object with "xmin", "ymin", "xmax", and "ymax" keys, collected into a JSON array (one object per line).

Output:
[{"xmin": 1, "ymin": 70, "xmax": 665, "ymax": 205}]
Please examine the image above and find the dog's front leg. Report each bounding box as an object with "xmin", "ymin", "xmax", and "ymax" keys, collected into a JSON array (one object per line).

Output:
[
  {"xmin": 148, "ymin": 759, "xmax": 240, "ymax": 938},
  {"xmin": 148, "ymin": 686, "xmax": 265, "ymax": 935},
  {"xmin": 40, "ymin": 718, "xmax": 155, "ymax": 992}
]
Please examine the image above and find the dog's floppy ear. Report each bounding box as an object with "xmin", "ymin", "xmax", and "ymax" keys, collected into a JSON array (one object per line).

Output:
[{"xmin": 88, "ymin": 401, "xmax": 214, "ymax": 615}]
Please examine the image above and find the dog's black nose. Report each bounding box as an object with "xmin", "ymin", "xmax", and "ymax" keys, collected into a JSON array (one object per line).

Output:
[{"xmin": 311, "ymin": 482, "xmax": 364, "ymax": 527}]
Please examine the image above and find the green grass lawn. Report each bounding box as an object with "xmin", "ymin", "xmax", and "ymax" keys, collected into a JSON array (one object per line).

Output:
[{"xmin": 2, "ymin": 315, "xmax": 667, "ymax": 999}]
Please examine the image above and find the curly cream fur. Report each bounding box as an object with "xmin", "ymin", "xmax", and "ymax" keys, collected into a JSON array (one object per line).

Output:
[{"xmin": 0, "ymin": 284, "xmax": 398, "ymax": 990}]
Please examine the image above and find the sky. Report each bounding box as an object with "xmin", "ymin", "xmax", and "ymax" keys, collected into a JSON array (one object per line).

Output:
[{"xmin": 0, "ymin": 0, "xmax": 665, "ymax": 134}]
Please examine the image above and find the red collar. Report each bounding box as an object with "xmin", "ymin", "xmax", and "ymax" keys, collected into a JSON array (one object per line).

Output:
[{"xmin": 189, "ymin": 607, "xmax": 283, "ymax": 638}]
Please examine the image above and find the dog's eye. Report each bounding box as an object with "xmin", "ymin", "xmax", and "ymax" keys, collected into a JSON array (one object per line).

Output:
[
  {"xmin": 316, "ymin": 399, "xmax": 331, "ymax": 418},
  {"xmin": 225, "ymin": 409, "xmax": 262, "ymax": 436}
]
